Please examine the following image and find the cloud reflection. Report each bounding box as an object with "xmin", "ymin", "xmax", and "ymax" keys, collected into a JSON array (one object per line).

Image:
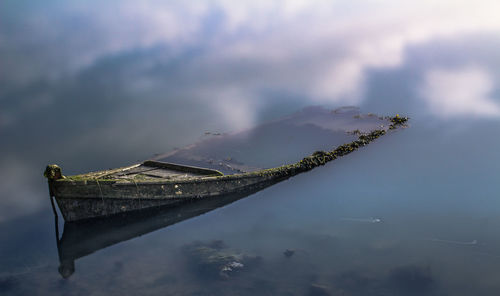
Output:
[
  {"xmin": 2, "ymin": 0, "xmax": 500, "ymax": 127},
  {"xmin": 2, "ymin": 0, "xmax": 500, "ymax": 220},
  {"xmin": 421, "ymin": 66, "xmax": 500, "ymax": 118},
  {"xmin": 0, "ymin": 159, "xmax": 43, "ymax": 223}
]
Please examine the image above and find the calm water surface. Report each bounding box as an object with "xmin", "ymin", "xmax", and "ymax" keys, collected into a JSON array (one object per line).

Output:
[
  {"xmin": 1, "ymin": 112, "xmax": 500, "ymax": 295},
  {"xmin": 1, "ymin": 1, "xmax": 500, "ymax": 295}
]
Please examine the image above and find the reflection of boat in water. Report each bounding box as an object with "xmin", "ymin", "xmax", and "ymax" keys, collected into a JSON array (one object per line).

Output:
[
  {"xmin": 55, "ymin": 185, "xmax": 280, "ymax": 279},
  {"xmin": 45, "ymin": 107, "xmax": 408, "ymax": 222}
]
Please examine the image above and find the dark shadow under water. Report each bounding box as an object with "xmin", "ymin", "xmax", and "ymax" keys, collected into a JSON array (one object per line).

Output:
[{"xmin": 56, "ymin": 184, "xmax": 280, "ymax": 279}]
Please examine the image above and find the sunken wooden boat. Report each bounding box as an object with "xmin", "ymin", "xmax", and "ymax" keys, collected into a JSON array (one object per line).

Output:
[{"xmin": 45, "ymin": 111, "xmax": 408, "ymax": 222}]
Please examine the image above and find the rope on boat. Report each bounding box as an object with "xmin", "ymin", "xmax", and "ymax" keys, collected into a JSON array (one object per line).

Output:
[
  {"xmin": 95, "ymin": 178, "xmax": 105, "ymax": 205},
  {"xmin": 132, "ymin": 178, "xmax": 142, "ymax": 207}
]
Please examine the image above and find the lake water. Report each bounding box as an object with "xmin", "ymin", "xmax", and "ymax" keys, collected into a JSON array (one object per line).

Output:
[{"xmin": 2, "ymin": 1, "xmax": 500, "ymax": 295}]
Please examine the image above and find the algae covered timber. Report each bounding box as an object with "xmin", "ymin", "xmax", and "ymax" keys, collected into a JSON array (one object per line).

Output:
[{"xmin": 44, "ymin": 110, "xmax": 408, "ymax": 222}]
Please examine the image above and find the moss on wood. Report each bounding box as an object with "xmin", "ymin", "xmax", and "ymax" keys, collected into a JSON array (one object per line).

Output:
[
  {"xmin": 237, "ymin": 114, "xmax": 408, "ymax": 178},
  {"xmin": 47, "ymin": 114, "xmax": 408, "ymax": 183}
]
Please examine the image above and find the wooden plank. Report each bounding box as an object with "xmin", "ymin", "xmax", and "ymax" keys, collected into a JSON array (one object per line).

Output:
[{"xmin": 142, "ymin": 160, "xmax": 224, "ymax": 176}]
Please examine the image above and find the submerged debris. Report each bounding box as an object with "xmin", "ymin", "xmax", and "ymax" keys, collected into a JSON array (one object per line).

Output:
[
  {"xmin": 204, "ymin": 131, "xmax": 223, "ymax": 136},
  {"xmin": 340, "ymin": 217, "xmax": 382, "ymax": 223},
  {"xmin": 182, "ymin": 240, "xmax": 262, "ymax": 279},
  {"xmin": 308, "ymin": 283, "xmax": 332, "ymax": 296},
  {"xmin": 283, "ymin": 249, "xmax": 295, "ymax": 258},
  {"xmin": 425, "ymin": 238, "xmax": 478, "ymax": 245},
  {"xmin": 347, "ymin": 129, "xmax": 362, "ymax": 135}
]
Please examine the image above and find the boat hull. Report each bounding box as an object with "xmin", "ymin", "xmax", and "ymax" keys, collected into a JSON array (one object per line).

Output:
[{"xmin": 53, "ymin": 171, "xmax": 290, "ymax": 221}]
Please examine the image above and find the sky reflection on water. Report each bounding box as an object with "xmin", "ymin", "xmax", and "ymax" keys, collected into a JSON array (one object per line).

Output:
[{"xmin": 1, "ymin": 0, "xmax": 500, "ymax": 295}]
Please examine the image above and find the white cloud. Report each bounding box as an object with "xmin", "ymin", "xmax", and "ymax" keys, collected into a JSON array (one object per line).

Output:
[
  {"xmin": 211, "ymin": 89, "xmax": 260, "ymax": 131},
  {"xmin": 420, "ymin": 66, "xmax": 500, "ymax": 118},
  {"xmin": 2, "ymin": 0, "xmax": 500, "ymax": 126},
  {"xmin": 312, "ymin": 60, "xmax": 365, "ymax": 103},
  {"xmin": 4, "ymin": 1, "xmax": 500, "ymax": 81}
]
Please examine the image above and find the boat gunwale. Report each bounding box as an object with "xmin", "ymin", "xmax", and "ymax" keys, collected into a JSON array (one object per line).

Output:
[
  {"xmin": 54, "ymin": 168, "xmax": 284, "ymax": 186},
  {"xmin": 52, "ymin": 115, "xmax": 409, "ymax": 187},
  {"xmin": 59, "ymin": 161, "xmax": 229, "ymax": 184}
]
